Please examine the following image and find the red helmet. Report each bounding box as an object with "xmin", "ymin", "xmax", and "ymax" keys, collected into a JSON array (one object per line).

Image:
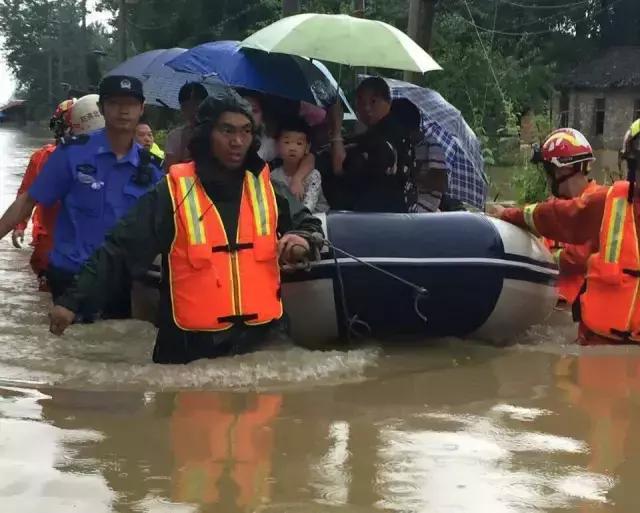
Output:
[
  {"xmin": 541, "ymin": 128, "xmax": 595, "ymax": 168},
  {"xmin": 49, "ymin": 98, "xmax": 76, "ymax": 138}
]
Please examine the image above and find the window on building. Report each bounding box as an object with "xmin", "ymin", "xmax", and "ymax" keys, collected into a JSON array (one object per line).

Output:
[
  {"xmin": 559, "ymin": 92, "xmax": 569, "ymax": 128},
  {"xmin": 634, "ymin": 99, "xmax": 640, "ymax": 122},
  {"xmin": 594, "ymin": 98, "xmax": 606, "ymax": 136}
]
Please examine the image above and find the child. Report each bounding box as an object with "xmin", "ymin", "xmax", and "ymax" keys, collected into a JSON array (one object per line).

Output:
[{"xmin": 272, "ymin": 117, "xmax": 329, "ymax": 214}]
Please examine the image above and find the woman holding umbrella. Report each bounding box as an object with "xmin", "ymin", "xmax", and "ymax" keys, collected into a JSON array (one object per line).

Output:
[
  {"xmin": 239, "ymin": 13, "xmax": 442, "ymax": 212},
  {"xmin": 323, "ymin": 76, "xmax": 419, "ymax": 212}
]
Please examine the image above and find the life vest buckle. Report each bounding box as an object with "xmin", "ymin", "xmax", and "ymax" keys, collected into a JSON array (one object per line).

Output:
[
  {"xmin": 217, "ymin": 313, "xmax": 259, "ymax": 324},
  {"xmin": 622, "ymin": 268, "xmax": 640, "ymax": 278},
  {"xmin": 212, "ymin": 242, "xmax": 254, "ymax": 253}
]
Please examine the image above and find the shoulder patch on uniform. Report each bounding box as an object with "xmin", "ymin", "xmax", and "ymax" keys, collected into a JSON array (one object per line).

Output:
[{"xmin": 60, "ymin": 134, "xmax": 90, "ymax": 146}]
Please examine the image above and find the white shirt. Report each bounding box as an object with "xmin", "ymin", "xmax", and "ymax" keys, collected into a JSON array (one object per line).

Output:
[{"xmin": 271, "ymin": 166, "xmax": 329, "ymax": 214}]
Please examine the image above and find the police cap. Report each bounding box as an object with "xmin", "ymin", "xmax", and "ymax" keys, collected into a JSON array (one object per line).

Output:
[{"xmin": 99, "ymin": 75, "xmax": 145, "ymax": 103}]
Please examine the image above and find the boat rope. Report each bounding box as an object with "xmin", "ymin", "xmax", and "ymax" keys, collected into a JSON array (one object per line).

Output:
[{"xmin": 283, "ymin": 232, "xmax": 430, "ymax": 343}]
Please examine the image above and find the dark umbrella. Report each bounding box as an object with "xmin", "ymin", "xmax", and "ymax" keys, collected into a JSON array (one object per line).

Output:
[
  {"xmin": 385, "ymin": 78, "xmax": 488, "ymax": 210},
  {"xmin": 166, "ymin": 40, "xmax": 337, "ymax": 107},
  {"xmin": 106, "ymin": 48, "xmax": 224, "ymax": 109}
]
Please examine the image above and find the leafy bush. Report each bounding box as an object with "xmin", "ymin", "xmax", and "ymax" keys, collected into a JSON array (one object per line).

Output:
[
  {"xmin": 511, "ymin": 162, "xmax": 549, "ymax": 205},
  {"xmin": 154, "ymin": 129, "xmax": 168, "ymax": 150}
]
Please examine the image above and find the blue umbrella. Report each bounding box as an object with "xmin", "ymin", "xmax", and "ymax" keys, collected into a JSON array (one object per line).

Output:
[
  {"xmin": 384, "ymin": 78, "xmax": 488, "ymax": 210},
  {"xmin": 166, "ymin": 40, "xmax": 337, "ymax": 107},
  {"xmin": 106, "ymin": 48, "xmax": 224, "ymax": 109}
]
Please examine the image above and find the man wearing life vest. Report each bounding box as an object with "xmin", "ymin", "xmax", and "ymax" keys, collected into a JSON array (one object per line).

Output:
[
  {"xmin": 47, "ymin": 87, "xmax": 323, "ymax": 363},
  {"xmin": 531, "ymin": 128, "xmax": 606, "ymax": 305},
  {"xmin": 490, "ymin": 119, "xmax": 640, "ymax": 345},
  {"xmin": 11, "ymin": 95, "xmax": 106, "ymax": 291}
]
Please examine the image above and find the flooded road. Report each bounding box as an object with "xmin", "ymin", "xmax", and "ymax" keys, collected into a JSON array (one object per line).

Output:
[{"xmin": 1, "ymin": 125, "xmax": 640, "ymax": 512}]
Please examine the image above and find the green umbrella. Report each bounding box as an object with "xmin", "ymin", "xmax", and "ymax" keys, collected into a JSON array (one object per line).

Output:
[{"xmin": 240, "ymin": 13, "xmax": 442, "ymax": 74}]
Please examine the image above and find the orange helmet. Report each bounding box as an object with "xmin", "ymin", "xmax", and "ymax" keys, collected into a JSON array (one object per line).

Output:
[
  {"xmin": 540, "ymin": 128, "xmax": 595, "ymax": 168},
  {"xmin": 49, "ymin": 98, "xmax": 76, "ymax": 138}
]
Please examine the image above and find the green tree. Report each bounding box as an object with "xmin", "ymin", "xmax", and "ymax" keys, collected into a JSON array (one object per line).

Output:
[{"xmin": 0, "ymin": 0, "xmax": 114, "ymax": 117}]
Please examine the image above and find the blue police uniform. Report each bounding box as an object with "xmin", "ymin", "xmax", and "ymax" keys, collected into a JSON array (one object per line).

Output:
[{"xmin": 29, "ymin": 128, "xmax": 163, "ymax": 280}]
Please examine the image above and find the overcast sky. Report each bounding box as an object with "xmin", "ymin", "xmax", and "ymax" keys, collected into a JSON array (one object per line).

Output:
[{"xmin": 0, "ymin": 1, "xmax": 112, "ymax": 104}]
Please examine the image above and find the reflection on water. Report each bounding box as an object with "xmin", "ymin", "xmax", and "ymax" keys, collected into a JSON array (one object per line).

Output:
[
  {"xmin": 0, "ymin": 385, "xmax": 114, "ymax": 513},
  {"xmin": 0, "ymin": 126, "xmax": 638, "ymax": 512},
  {"xmin": 377, "ymin": 410, "xmax": 610, "ymax": 512}
]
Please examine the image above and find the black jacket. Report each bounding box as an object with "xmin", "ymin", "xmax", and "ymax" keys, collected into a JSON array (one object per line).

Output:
[{"xmin": 320, "ymin": 113, "xmax": 418, "ymax": 213}]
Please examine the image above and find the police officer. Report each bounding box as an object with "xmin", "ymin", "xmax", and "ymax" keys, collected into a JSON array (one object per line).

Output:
[{"xmin": 0, "ymin": 75, "xmax": 164, "ymax": 318}]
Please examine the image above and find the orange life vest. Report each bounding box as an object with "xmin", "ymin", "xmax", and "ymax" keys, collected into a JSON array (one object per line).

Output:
[
  {"xmin": 543, "ymin": 181, "xmax": 601, "ymax": 304},
  {"xmin": 167, "ymin": 162, "xmax": 283, "ymax": 331},
  {"xmin": 581, "ymin": 181, "xmax": 640, "ymax": 342}
]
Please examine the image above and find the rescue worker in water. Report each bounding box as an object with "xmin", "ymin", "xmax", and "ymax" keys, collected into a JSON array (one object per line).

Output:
[
  {"xmin": 533, "ymin": 128, "xmax": 606, "ymax": 306},
  {"xmin": 490, "ymin": 119, "xmax": 640, "ymax": 346},
  {"xmin": 48, "ymin": 87, "xmax": 323, "ymax": 363}
]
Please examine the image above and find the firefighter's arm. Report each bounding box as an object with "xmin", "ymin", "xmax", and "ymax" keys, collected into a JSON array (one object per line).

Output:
[
  {"xmin": 492, "ymin": 190, "xmax": 607, "ymax": 245},
  {"xmin": 14, "ymin": 152, "xmax": 43, "ymax": 232}
]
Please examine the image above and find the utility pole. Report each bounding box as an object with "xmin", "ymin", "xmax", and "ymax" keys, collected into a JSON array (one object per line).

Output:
[
  {"xmin": 119, "ymin": 0, "xmax": 128, "ymax": 61},
  {"xmin": 81, "ymin": 0, "xmax": 88, "ymax": 89},
  {"xmin": 354, "ymin": 0, "xmax": 365, "ymax": 17},
  {"xmin": 405, "ymin": 0, "xmax": 436, "ymax": 83},
  {"xmin": 282, "ymin": 0, "xmax": 299, "ymax": 16},
  {"xmin": 47, "ymin": 51, "xmax": 53, "ymax": 107}
]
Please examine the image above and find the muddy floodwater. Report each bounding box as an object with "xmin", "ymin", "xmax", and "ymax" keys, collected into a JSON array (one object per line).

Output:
[{"xmin": 1, "ymin": 125, "xmax": 639, "ymax": 513}]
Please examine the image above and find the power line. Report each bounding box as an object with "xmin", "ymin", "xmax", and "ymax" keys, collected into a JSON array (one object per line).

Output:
[
  {"xmin": 444, "ymin": 0, "xmax": 592, "ymax": 35},
  {"xmin": 454, "ymin": 16, "xmax": 567, "ymax": 36},
  {"xmin": 451, "ymin": 0, "xmax": 624, "ymax": 37},
  {"xmin": 461, "ymin": 0, "xmax": 508, "ymax": 107},
  {"xmin": 481, "ymin": 0, "xmax": 500, "ymax": 120},
  {"xmin": 498, "ymin": 0, "xmax": 590, "ymax": 9}
]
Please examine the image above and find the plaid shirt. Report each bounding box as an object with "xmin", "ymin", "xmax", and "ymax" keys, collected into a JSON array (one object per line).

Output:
[{"xmin": 386, "ymin": 79, "xmax": 488, "ymax": 210}]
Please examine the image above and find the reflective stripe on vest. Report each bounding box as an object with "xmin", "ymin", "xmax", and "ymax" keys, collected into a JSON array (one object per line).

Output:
[
  {"xmin": 523, "ymin": 204, "xmax": 539, "ymax": 235},
  {"xmin": 604, "ymin": 193, "xmax": 627, "ymax": 264},
  {"xmin": 246, "ymin": 172, "xmax": 271, "ymax": 237},
  {"xmin": 581, "ymin": 181, "xmax": 640, "ymax": 341},
  {"xmin": 177, "ymin": 176, "xmax": 206, "ymax": 245},
  {"xmin": 167, "ymin": 162, "xmax": 282, "ymax": 331}
]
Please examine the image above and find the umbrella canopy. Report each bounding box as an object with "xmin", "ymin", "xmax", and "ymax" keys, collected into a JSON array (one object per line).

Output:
[
  {"xmin": 384, "ymin": 78, "xmax": 488, "ymax": 210},
  {"xmin": 240, "ymin": 13, "xmax": 442, "ymax": 73},
  {"xmin": 166, "ymin": 40, "xmax": 337, "ymax": 107},
  {"xmin": 106, "ymin": 48, "xmax": 224, "ymax": 109}
]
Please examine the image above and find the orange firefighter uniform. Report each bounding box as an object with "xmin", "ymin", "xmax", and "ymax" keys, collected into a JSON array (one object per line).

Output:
[
  {"xmin": 14, "ymin": 144, "xmax": 60, "ymax": 285},
  {"xmin": 542, "ymin": 180, "xmax": 605, "ymax": 304},
  {"xmin": 500, "ymin": 181, "xmax": 640, "ymax": 345}
]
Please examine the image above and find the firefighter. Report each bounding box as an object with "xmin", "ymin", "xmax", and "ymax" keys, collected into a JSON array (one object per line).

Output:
[
  {"xmin": 532, "ymin": 128, "xmax": 606, "ymax": 305},
  {"xmin": 490, "ymin": 120, "xmax": 640, "ymax": 345}
]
